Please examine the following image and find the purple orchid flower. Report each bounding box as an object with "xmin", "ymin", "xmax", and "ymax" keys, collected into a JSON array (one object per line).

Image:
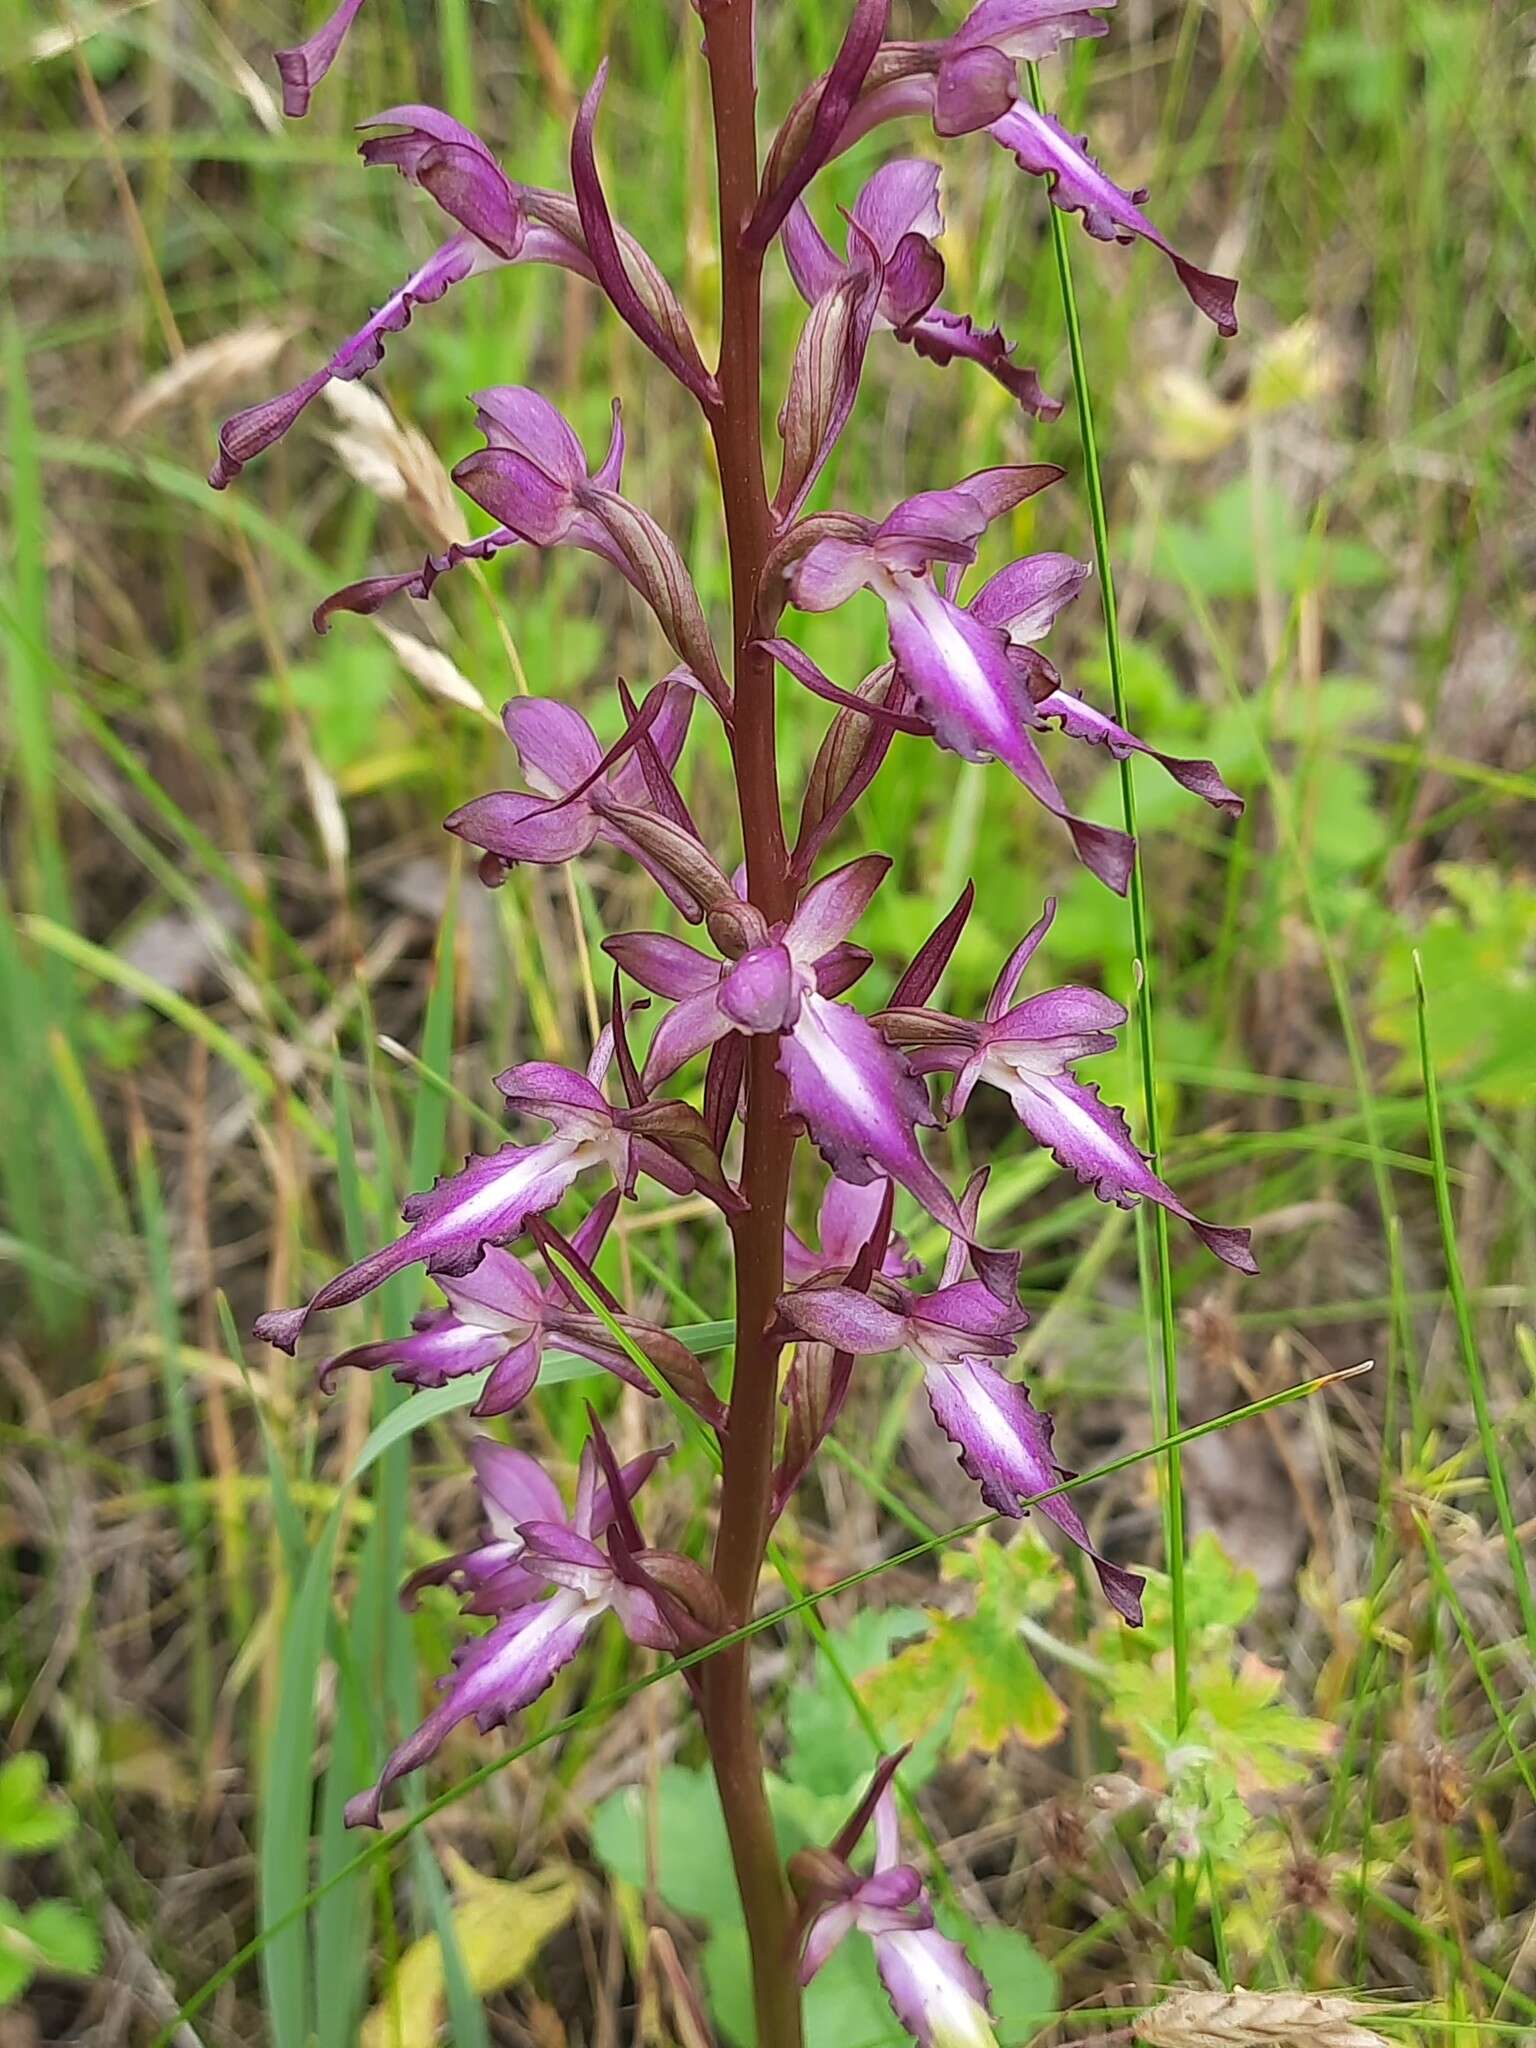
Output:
[
  {"xmin": 777, "ymin": 1171, "xmax": 1144, "ymax": 1620},
  {"xmin": 346, "ymin": 1423, "xmax": 673, "ymax": 1827},
  {"xmin": 798, "ymin": 1758, "xmax": 999, "ymax": 2048},
  {"xmin": 784, "ymin": 158, "xmax": 1059, "ymax": 419},
  {"xmin": 313, "ymin": 1193, "xmax": 727, "ymax": 1426},
  {"xmin": 605, "ymin": 856, "xmax": 971, "ymax": 1238},
  {"xmin": 210, "ymin": 111, "xmax": 593, "ymax": 489},
  {"xmin": 254, "ymin": 1028, "xmax": 738, "ymax": 1354},
  {"xmin": 449, "ymin": 388, "xmax": 730, "ymax": 704},
  {"xmin": 213, "ymin": 103, "xmax": 718, "ymax": 490},
  {"xmin": 445, "ymin": 681, "xmax": 711, "ymax": 918},
  {"xmin": 878, "ymin": 897, "xmax": 1256, "ymax": 1273},
  {"xmin": 773, "ymin": 466, "xmax": 1137, "ymax": 893},
  {"xmin": 959, "ymin": 553, "xmax": 1243, "ymax": 815},
  {"xmin": 784, "ymin": 1174, "xmax": 920, "ymax": 1286},
  {"xmin": 776, "ymin": 1, "xmax": 1238, "ymax": 336}
]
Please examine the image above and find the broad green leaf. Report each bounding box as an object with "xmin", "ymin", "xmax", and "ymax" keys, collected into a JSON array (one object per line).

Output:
[
  {"xmin": 0, "ymin": 1751, "xmax": 75, "ymax": 1852},
  {"xmin": 18, "ymin": 1901, "xmax": 101, "ymax": 1978},
  {"xmin": 589, "ymin": 1766, "xmax": 739, "ymax": 1926},
  {"xmin": 785, "ymin": 1608, "xmax": 928, "ymax": 1797},
  {"xmin": 961, "ymin": 1920, "xmax": 1056, "ymax": 2040},
  {"xmin": 360, "ymin": 1856, "xmax": 577, "ymax": 2048},
  {"xmin": 861, "ymin": 1536, "xmax": 1068, "ymax": 1760}
]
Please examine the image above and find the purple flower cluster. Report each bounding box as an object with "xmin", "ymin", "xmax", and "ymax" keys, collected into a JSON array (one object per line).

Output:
[{"xmin": 218, "ymin": 0, "xmax": 1246, "ymax": 2036}]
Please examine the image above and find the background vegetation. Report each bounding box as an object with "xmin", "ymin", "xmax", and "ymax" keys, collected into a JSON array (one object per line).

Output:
[{"xmin": 3, "ymin": 0, "xmax": 1534, "ymax": 2041}]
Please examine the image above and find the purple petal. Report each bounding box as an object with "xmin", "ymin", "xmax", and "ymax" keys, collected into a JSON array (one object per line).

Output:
[
  {"xmin": 871, "ymin": 1921, "xmax": 999, "ymax": 2048},
  {"xmin": 493, "ymin": 1060, "xmax": 613, "ymax": 1136},
  {"xmin": 988, "ymin": 103, "xmax": 1238, "ymax": 334},
  {"xmin": 984, "ymin": 897, "xmax": 1056, "ymax": 1018},
  {"xmin": 606, "ymin": 675, "xmax": 695, "ymax": 803},
  {"xmin": 852, "ymin": 158, "xmax": 945, "ymax": 253},
  {"xmin": 783, "ymin": 199, "xmax": 852, "ymax": 307},
  {"xmin": 314, "ymin": 528, "xmax": 522, "ymax": 632},
  {"xmin": 786, "ymin": 853, "xmax": 892, "ymax": 963},
  {"xmin": 933, "ymin": 43, "xmax": 1021, "ymax": 135},
  {"xmin": 746, "ymin": 0, "xmax": 892, "ymax": 252},
  {"xmin": 358, "ymin": 109, "xmax": 525, "ymax": 256},
  {"xmin": 970, "ymin": 552, "xmax": 1091, "ymax": 642},
  {"xmin": 470, "ymin": 386, "xmax": 589, "ymax": 477},
  {"xmin": 572, "ymin": 64, "xmax": 716, "ymax": 406},
  {"xmin": 801, "ymin": 1901, "xmax": 861, "ymax": 1986},
  {"xmin": 924, "ymin": 1357, "xmax": 1145, "ymax": 1623},
  {"xmin": 883, "ymin": 581, "xmax": 1133, "ymax": 894},
  {"xmin": 719, "ymin": 944, "xmax": 802, "ymax": 1032},
  {"xmin": 889, "ymin": 881, "xmax": 975, "ymax": 1010},
  {"xmin": 344, "ymin": 1590, "xmax": 593, "ymax": 1827},
  {"xmin": 604, "ymin": 930, "xmax": 718, "ymax": 1000},
  {"xmin": 777, "ymin": 1284, "xmax": 911, "ymax": 1357},
  {"xmin": 444, "ymin": 789, "xmax": 599, "ymax": 866},
  {"xmin": 821, "ymin": 1176, "xmax": 918, "ymax": 1277},
  {"xmin": 780, "ymin": 994, "xmax": 965, "ymax": 1235},
  {"xmin": 988, "ymin": 985, "xmax": 1125, "ymax": 1052},
  {"xmin": 274, "ymin": 0, "xmax": 368, "ymax": 117},
  {"xmin": 995, "ymin": 1068, "xmax": 1257, "ymax": 1271},
  {"xmin": 639, "ymin": 986, "xmax": 732, "ymax": 1090},
  {"xmin": 254, "ymin": 1137, "xmax": 592, "ymax": 1352},
  {"xmin": 472, "ymin": 1436, "xmax": 565, "ymax": 1537},
  {"xmin": 817, "ymin": 942, "xmax": 873, "ymax": 1000},
  {"xmin": 786, "ymin": 536, "xmax": 882, "ymax": 614},
  {"xmin": 437, "ymin": 1243, "xmax": 548, "ymax": 1328},
  {"xmin": 902, "ymin": 307, "xmax": 1061, "ymax": 419},
  {"xmin": 948, "ymin": 0, "xmax": 1114, "ymax": 62},
  {"xmin": 917, "ymin": 1279, "xmax": 1029, "ymax": 1348},
  {"xmin": 472, "ymin": 1331, "xmax": 544, "ymax": 1417},
  {"xmin": 315, "ymin": 1312, "xmax": 507, "ymax": 1394},
  {"xmin": 210, "ymin": 236, "xmax": 486, "ymax": 488},
  {"xmin": 1033, "ymin": 687, "xmax": 1244, "ymax": 815},
  {"xmin": 874, "ymin": 464, "xmax": 1061, "ymax": 571},
  {"xmin": 502, "ymin": 696, "xmax": 603, "ymax": 794}
]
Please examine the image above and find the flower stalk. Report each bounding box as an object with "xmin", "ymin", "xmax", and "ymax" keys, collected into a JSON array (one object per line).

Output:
[{"xmin": 213, "ymin": 2, "xmax": 1247, "ymax": 2041}]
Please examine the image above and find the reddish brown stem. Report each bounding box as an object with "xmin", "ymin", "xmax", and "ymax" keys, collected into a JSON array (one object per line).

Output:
[{"xmin": 698, "ymin": 5, "xmax": 804, "ymax": 2048}]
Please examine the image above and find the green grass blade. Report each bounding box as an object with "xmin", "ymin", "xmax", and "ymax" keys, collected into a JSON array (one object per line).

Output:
[{"xmin": 1414, "ymin": 951, "xmax": 1536, "ymax": 1655}]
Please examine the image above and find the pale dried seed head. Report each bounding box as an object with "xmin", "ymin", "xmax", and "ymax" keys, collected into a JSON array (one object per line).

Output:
[
  {"xmin": 323, "ymin": 382, "xmax": 467, "ymax": 549},
  {"xmin": 377, "ymin": 626, "xmax": 498, "ymax": 725},
  {"xmin": 1134, "ymin": 1990, "xmax": 1390, "ymax": 2048},
  {"xmin": 121, "ymin": 324, "xmax": 297, "ymax": 434}
]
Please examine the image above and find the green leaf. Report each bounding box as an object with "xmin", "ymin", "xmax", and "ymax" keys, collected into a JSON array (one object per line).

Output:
[
  {"xmin": 589, "ymin": 1766, "xmax": 738, "ymax": 1925},
  {"xmin": 0, "ymin": 1751, "xmax": 75, "ymax": 1852},
  {"xmin": 1372, "ymin": 866, "xmax": 1536, "ymax": 1106},
  {"xmin": 861, "ymin": 1536, "xmax": 1068, "ymax": 1760},
  {"xmin": 1154, "ymin": 481, "xmax": 1386, "ymax": 601},
  {"xmin": 956, "ymin": 1918, "xmax": 1057, "ymax": 2040},
  {"xmin": 785, "ymin": 1608, "xmax": 928, "ymax": 1796},
  {"xmin": 359, "ymin": 1856, "xmax": 576, "ymax": 2048},
  {"xmin": 18, "ymin": 1901, "xmax": 101, "ymax": 1978},
  {"xmin": 0, "ymin": 1899, "xmax": 101, "ymax": 2001}
]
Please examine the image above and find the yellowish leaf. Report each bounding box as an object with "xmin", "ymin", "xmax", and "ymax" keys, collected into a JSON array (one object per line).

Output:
[{"xmin": 362, "ymin": 1855, "xmax": 578, "ymax": 2048}]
